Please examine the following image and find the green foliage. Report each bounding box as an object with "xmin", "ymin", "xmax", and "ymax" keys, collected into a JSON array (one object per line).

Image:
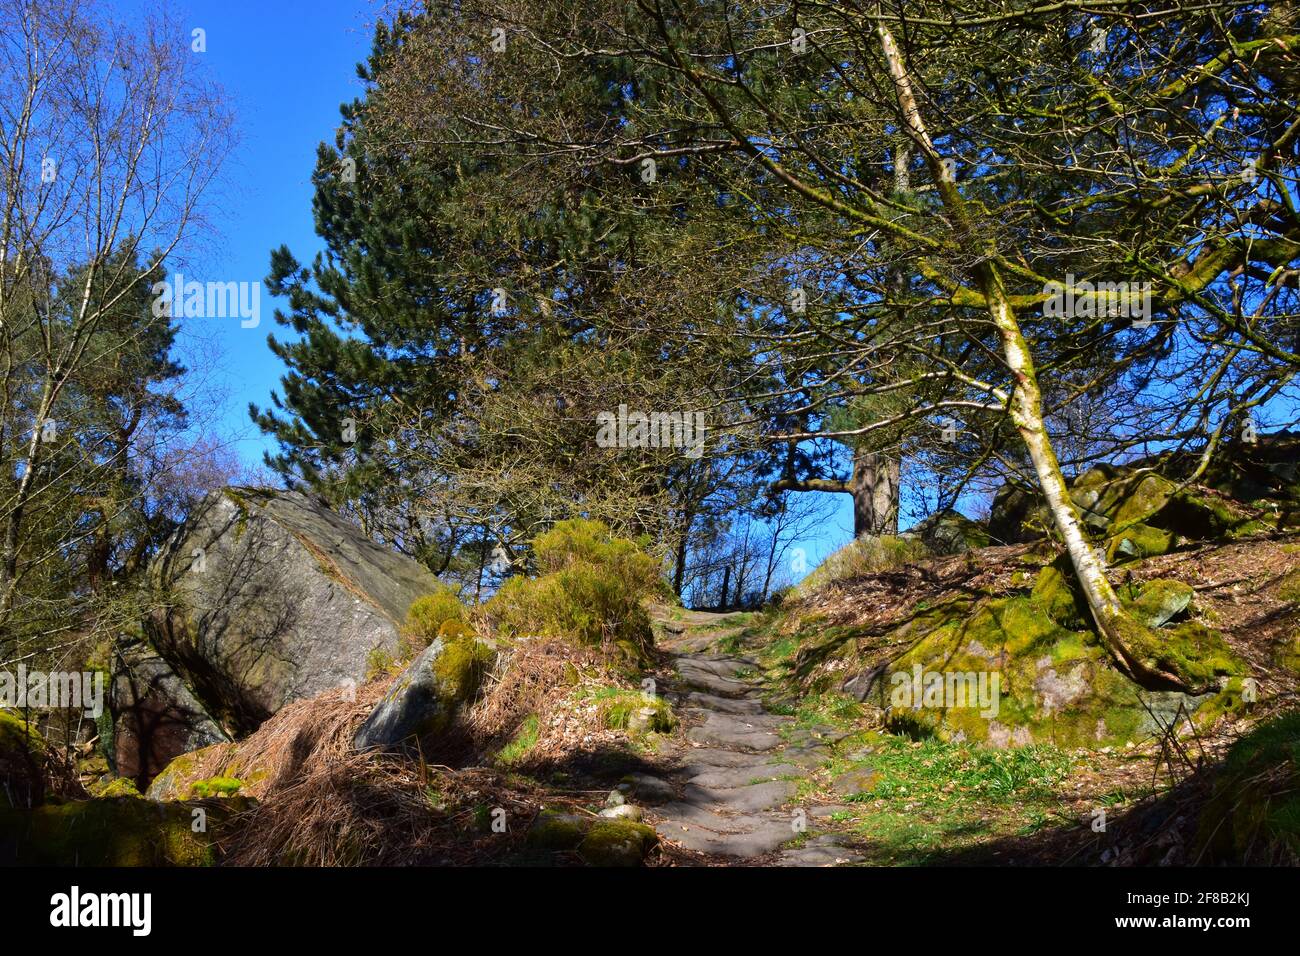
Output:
[
  {"xmin": 187, "ymin": 777, "xmax": 244, "ymax": 799},
  {"xmin": 495, "ymin": 714, "xmax": 540, "ymax": 766},
  {"xmin": 485, "ymin": 520, "xmax": 664, "ymax": 663},
  {"xmin": 365, "ymin": 646, "xmax": 399, "ymax": 682},
  {"xmin": 577, "ymin": 686, "xmax": 675, "ymax": 733},
  {"xmin": 1196, "ymin": 713, "xmax": 1300, "ymax": 864},
  {"xmin": 404, "ymin": 588, "xmax": 468, "ymax": 650}
]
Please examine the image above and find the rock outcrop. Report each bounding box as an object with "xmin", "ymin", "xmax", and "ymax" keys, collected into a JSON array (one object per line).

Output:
[
  {"xmin": 0, "ymin": 711, "xmax": 49, "ymax": 809},
  {"xmin": 911, "ymin": 508, "xmax": 991, "ymax": 554},
  {"xmin": 143, "ymin": 487, "xmax": 441, "ymax": 737},
  {"xmin": 989, "ymin": 436, "xmax": 1300, "ymax": 548},
  {"xmin": 109, "ymin": 636, "xmax": 230, "ymax": 791},
  {"xmin": 352, "ymin": 632, "xmax": 493, "ymax": 751}
]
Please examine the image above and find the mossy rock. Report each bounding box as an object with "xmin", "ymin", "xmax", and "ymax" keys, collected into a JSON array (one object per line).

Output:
[
  {"xmin": 0, "ymin": 797, "xmax": 242, "ymax": 866},
  {"xmin": 525, "ymin": 810, "xmax": 588, "ymax": 851},
  {"xmin": 1194, "ymin": 713, "xmax": 1300, "ymax": 864},
  {"xmin": 1120, "ymin": 619, "xmax": 1243, "ymax": 692},
  {"xmin": 187, "ymin": 776, "xmax": 244, "ymax": 799},
  {"xmin": 352, "ymin": 633, "xmax": 494, "ymax": 751},
  {"xmin": 578, "ymin": 819, "xmax": 659, "ymax": 866},
  {"xmin": 146, "ymin": 742, "xmax": 236, "ymax": 800},
  {"xmin": 863, "ymin": 595, "xmax": 1225, "ymax": 748},
  {"xmin": 86, "ymin": 776, "xmax": 142, "ymax": 799},
  {"xmin": 525, "ymin": 809, "xmax": 658, "ymax": 866},
  {"xmin": 988, "ymin": 482, "xmax": 1049, "ymax": 543},
  {"xmin": 1074, "ymin": 469, "xmax": 1252, "ymax": 542},
  {"xmin": 1106, "ymin": 522, "xmax": 1176, "ymax": 562},
  {"xmin": 0, "ymin": 710, "xmax": 47, "ymax": 808},
  {"xmin": 1030, "ymin": 557, "xmax": 1090, "ymax": 630},
  {"xmin": 1276, "ymin": 630, "xmax": 1300, "ymax": 674},
  {"xmin": 1121, "ymin": 579, "xmax": 1194, "ymax": 629},
  {"xmin": 912, "ymin": 508, "xmax": 991, "ymax": 555}
]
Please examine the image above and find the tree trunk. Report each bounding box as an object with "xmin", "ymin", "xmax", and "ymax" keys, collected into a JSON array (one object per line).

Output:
[
  {"xmin": 672, "ymin": 522, "xmax": 690, "ymax": 598},
  {"xmin": 850, "ymin": 450, "xmax": 900, "ymax": 538},
  {"xmin": 871, "ymin": 20, "xmax": 1192, "ymax": 693},
  {"xmin": 719, "ymin": 565, "xmax": 731, "ymax": 610},
  {"xmin": 981, "ymin": 271, "xmax": 1191, "ymax": 691},
  {"xmin": 771, "ymin": 448, "xmax": 901, "ymax": 540}
]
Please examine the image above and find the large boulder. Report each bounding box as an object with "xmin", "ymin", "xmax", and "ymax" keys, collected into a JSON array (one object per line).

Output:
[
  {"xmin": 987, "ymin": 482, "xmax": 1047, "ymax": 544},
  {"xmin": 109, "ymin": 636, "xmax": 230, "ymax": 791},
  {"xmin": 988, "ymin": 439, "xmax": 1300, "ymax": 548},
  {"xmin": 146, "ymin": 488, "xmax": 441, "ymax": 735}
]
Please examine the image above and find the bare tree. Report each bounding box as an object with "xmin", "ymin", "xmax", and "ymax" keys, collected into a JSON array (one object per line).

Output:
[{"xmin": 0, "ymin": 0, "xmax": 233, "ymax": 653}]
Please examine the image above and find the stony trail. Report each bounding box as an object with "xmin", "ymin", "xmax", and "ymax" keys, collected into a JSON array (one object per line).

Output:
[{"xmin": 631, "ymin": 609, "xmax": 866, "ymax": 865}]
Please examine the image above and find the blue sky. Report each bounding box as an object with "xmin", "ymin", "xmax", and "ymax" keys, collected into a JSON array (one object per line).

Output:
[{"xmin": 134, "ymin": 0, "xmax": 376, "ymax": 470}]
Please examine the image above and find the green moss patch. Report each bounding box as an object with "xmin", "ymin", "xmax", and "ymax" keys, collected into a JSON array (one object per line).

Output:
[
  {"xmin": 524, "ymin": 808, "xmax": 658, "ymax": 866},
  {"xmin": 0, "ymin": 797, "xmax": 240, "ymax": 866}
]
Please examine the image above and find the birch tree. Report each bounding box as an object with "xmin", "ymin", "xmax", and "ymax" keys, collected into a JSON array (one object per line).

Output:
[
  {"xmin": 374, "ymin": 0, "xmax": 1298, "ymax": 689},
  {"xmin": 0, "ymin": 0, "xmax": 232, "ymax": 655}
]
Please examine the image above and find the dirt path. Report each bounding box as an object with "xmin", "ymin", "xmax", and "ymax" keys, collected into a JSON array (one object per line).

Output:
[{"xmin": 634, "ymin": 609, "xmax": 864, "ymax": 865}]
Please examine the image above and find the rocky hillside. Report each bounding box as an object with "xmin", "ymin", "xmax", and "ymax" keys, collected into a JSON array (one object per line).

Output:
[{"xmin": 3, "ymin": 458, "xmax": 1299, "ymax": 866}]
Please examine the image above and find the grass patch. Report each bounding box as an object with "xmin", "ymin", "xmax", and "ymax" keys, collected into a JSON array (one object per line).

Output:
[
  {"xmin": 495, "ymin": 714, "xmax": 541, "ymax": 767},
  {"xmin": 576, "ymin": 686, "xmax": 675, "ymax": 733},
  {"xmin": 818, "ymin": 736, "xmax": 1078, "ymax": 863},
  {"xmin": 794, "ymin": 535, "xmax": 929, "ymax": 597}
]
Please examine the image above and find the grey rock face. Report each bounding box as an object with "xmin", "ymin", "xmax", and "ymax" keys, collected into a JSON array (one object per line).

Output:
[
  {"xmin": 147, "ymin": 488, "xmax": 440, "ymax": 735},
  {"xmin": 110, "ymin": 636, "xmax": 230, "ymax": 790},
  {"xmin": 911, "ymin": 508, "xmax": 991, "ymax": 554},
  {"xmin": 352, "ymin": 635, "xmax": 488, "ymax": 751}
]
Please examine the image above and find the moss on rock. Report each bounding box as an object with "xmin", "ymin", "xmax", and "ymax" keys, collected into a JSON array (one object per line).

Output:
[
  {"xmin": 577, "ymin": 819, "xmax": 659, "ymax": 866},
  {"xmin": 1121, "ymin": 579, "xmax": 1194, "ymax": 628},
  {"xmin": 187, "ymin": 776, "xmax": 244, "ymax": 799},
  {"xmin": 1121, "ymin": 619, "xmax": 1243, "ymax": 692},
  {"xmin": 525, "ymin": 808, "xmax": 658, "ymax": 865},
  {"xmin": 146, "ymin": 742, "xmax": 270, "ymax": 801},
  {"xmin": 0, "ymin": 796, "xmax": 239, "ymax": 866},
  {"xmin": 0, "ymin": 710, "xmax": 48, "ymax": 808},
  {"xmin": 87, "ymin": 776, "xmax": 142, "ymax": 799},
  {"xmin": 1030, "ymin": 558, "xmax": 1090, "ymax": 630},
  {"xmin": 525, "ymin": 810, "xmax": 588, "ymax": 851},
  {"xmin": 1107, "ymin": 522, "xmax": 1176, "ymax": 563},
  {"xmin": 862, "ymin": 590, "xmax": 1234, "ymax": 749}
]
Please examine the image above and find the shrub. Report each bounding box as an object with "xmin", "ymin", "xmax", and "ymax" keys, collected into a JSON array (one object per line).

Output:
[
  {"xmin": 400, "ymin": 587, "xmax": 470, "ymax": 660},
  {"xmin": 794, "ymin": 534, "xmax": 930, "ymax": 597},
  {"xmin": 406, "ymin": 589, "xmax": 467, "ymax": 643},
  {"xmin": 484, "ymin": 520, "xmax": 664, "ymax": 664},
  {"xmin": 532, "ymin": 518, "xmax": 663, "ymax": 596}
]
